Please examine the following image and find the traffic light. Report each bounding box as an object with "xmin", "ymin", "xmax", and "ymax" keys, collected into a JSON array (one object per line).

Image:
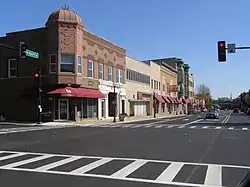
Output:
[
  {"xmin": 218, "ymin": 41, "xmax": 226, "ymax": 62},
  {"xmin": 34, "ymin": 68, "xmax": 41, "ymax": 89},
  {"xmin": 19, "ymin": 41, "xmax": 27, "ymax": 59}
]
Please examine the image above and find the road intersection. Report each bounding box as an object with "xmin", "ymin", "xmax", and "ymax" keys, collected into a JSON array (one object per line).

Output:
[{"xmin": 0, "ymin": 111, "xmax": 250, "ymax": 187}]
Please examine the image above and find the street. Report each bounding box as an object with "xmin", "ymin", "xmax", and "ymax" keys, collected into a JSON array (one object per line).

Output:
[{"xmin": 0, "ymin": 111, "xmax": 250, "ymax": 187}]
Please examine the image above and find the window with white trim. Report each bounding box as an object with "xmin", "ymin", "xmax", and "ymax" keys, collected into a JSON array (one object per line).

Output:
[
  {"xmin": 116, "ymin": 69, "xmax": 123, "ymax": 83},
  {"xmin": 77, "ymin": 56, "xmax": 82, "ymax": 74},
  {"xmin": 60, "ymin": 53, "xmax": 75, "ymax": 73},
  {"xmin": 49, "ymin": 54, "xmax": 57, "ymax": 73},
  {"xmin": 87, "ymin": 60, "xmax": 94, "ymax": 77},
  {"xmin": 108, "ymin": 66, "xmax": 113, "ymax": 81},
  {"xmin": 8, "ymin": 58, "xmax": 17, "ymax": 77},
  {"xmin": 99, "ymin": 63, "xmax": 103, "ymax": 79}
]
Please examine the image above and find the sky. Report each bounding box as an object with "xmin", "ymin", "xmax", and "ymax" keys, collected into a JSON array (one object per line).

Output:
[{"xmin": 1, "ymin": 0, "xmax": 250, "ymax": 99}]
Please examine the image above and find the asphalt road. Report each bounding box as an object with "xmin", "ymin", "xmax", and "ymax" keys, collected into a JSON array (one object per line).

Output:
[{"xmin": 0, "ymin": 111, "xmax": 250, "ymax": 187}]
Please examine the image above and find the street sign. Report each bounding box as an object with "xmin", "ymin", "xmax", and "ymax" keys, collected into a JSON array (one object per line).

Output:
[
  {"xmin": 26, "ymin": 49, "xmax": 39, "ymax": 59},
  {"xmin": 227, "ymin": 43, "xmax": 236, "ymax": 53}
]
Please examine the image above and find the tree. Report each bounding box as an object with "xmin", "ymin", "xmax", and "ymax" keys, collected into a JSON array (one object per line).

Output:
[
  {"xmin": 244, "ymin": 90, "xmax": 250, "ymax": 106},
  {"xmin": 195, "ymin": 84, "xmax": 211, "ymax": 102}
]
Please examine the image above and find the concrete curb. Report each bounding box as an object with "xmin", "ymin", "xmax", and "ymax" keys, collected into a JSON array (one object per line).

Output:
[{"xmin": 42, "ymin": 114, "xmax": 191, "ymax": 126}]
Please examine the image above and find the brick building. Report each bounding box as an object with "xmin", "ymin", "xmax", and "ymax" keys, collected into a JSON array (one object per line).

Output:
[{"xmin": 0, "ymin": 8, "xmax": 126, "ymax": 122}]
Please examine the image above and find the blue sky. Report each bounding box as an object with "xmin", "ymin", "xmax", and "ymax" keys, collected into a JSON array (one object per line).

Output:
[{"xmin": 1, "ymin": 0, "xmax": 249, "ymax": 99}]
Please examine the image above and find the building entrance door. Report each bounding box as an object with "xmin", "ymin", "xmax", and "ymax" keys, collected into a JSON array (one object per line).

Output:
[{"xmin": 58, "ymin": 99, "xmax": 69, "ymax": 120}]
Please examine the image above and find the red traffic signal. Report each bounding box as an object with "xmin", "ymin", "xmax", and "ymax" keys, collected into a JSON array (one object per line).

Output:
[
  {"xmin": 34, "ymin": 73, "xmax": 39, "ymax": 78},
  {"xmin": 218, "ymin": 41, "xmax": 226, "ymax": 62}
]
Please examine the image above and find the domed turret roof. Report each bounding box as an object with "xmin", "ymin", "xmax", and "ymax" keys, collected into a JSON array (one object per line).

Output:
[{"xmin": 46, "ymin": 7, "xmax": 83, "ymax": 26}]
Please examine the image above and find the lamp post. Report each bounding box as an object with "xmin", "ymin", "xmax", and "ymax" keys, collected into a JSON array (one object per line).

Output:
[
  {"xmin": 113, "ymin": 83, "xmax": 117, "ymax": 123},
  {"xmin": 153, "ymin": 92, "xmax": 156, "ymax": 118}
]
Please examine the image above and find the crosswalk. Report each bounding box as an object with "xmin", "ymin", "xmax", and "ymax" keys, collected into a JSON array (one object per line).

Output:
[
  {"xmin": 0, "ymin": 150, "xmax": 248, "ymax": 186},
  {"xmin": 80, "ymin": 123, "xmax": 250, "ymax": 131},
  {"xmin": 0, "ymin": 125, "xmax": 72, "ymax": 135}
]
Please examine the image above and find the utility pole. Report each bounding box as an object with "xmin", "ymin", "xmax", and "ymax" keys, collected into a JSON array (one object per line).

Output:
[
  {"xmin": 153, "ymin": 92, "xmax": 156, "ymax": 118},
  {"xmin": 113, "ymin": 84, "xmax": 116, "ymax": 123}
]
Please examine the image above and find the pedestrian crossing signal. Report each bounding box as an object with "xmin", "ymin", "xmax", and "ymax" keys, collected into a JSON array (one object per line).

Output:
[{"xmin": 218, "ymin": 41, "xmax": 226, "ymax": 62}]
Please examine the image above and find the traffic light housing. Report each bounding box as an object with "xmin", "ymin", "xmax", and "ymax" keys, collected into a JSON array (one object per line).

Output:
[
  {"xmin": 19, "ymin": 42, "xmax": 27, "ymax": 59},
  {"xmin": 34, "ymin": 68, "xmax": 41, "ymax": 89},
  {"xmin": 218, "ymin": 41, "xmax": 226, "ymax": 62}
]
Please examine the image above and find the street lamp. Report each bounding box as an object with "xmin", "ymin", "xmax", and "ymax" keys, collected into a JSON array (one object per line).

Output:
[
  {"xmin": 153, "ymin": 92, "xmax": 156, "ymax": 118},
  {"xmin": 113, "ymin": 83, "xmax": 120, "ymax": 122}
]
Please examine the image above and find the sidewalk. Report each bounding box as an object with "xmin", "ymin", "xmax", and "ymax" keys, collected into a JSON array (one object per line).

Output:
[{"xmin": 43, "ymin": 114, "xmax": 189, "ymax": 126}]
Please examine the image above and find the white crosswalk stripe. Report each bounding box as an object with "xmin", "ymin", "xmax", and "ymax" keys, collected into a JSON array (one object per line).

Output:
[
  {"xmin": 0, "ymin": 125, "xmax": 71, "ymax": 135},
  {"xmin": 0, "ymin": 150, "xmax": 248, "ymax": 187},
  {"xmin": 76, "ymin": 123, "xmax": 250, "ymax": 131}
]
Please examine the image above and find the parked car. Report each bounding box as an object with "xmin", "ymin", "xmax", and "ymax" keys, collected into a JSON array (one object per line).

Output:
[{"xmin": 205, "ymin": 109, "xmax": 219, "ymax": 119}]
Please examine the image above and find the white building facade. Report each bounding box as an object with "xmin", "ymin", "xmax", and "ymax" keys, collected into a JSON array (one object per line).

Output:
[{"xmin": 98, "ymin": 79, "xmax": 126, "ymax": 119}]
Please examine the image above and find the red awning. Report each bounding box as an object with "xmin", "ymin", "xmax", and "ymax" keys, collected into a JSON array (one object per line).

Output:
[
  {"xmin": 166, "ymin": 96, "xmax": 174, "ymax": 104},
  {"xmin": 78, "ymin": 88, "xmax": 105, "ymax": 98},
  {"xmin": 162, "ymin": 96, "xmax": 171, "ymax": 104},
  {"xmin": 182, "ymin": 98, "xmax": 188, "ymax": 104},
  {"xmin": 48, "ymin": 87, "xmax": 105, "ymax": 98},
  {"xmin": 48, "ymin": 87, "xmax": 79, "ymax": 97},
  {"xmin": 171, "ymin": 97, "xmax": 178, "ymax": 104},
  {"xmin": 154, "ymin": 95, "xmax": 165, "ymax": 103}
]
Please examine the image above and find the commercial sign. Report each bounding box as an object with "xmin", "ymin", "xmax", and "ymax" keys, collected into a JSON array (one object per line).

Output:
[{"xmin": 168, "ymin": 85, "xmax": 178, "ymax": 92}]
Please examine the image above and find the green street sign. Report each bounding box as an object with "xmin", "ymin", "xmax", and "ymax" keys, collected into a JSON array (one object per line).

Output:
[{"xmin": 26, "ymin": 49, "xmax": 39, "ymax": 59}]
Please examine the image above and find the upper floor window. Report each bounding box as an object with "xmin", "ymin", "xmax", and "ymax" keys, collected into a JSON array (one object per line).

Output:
[
  {"xmin": 60, "ymin": 53, "xmax": 74, "ymax": 73},
  {"xmin": 99, "ymin": 63, "xmax": 103, "ymax": 80},
  {"xmin": 8, "ymin": 58, "xmax": 17, "ymax": 77},
  {"xmin": 49, "ymin": 54, "xmax": 57, "ymax": 74},
  {"xmin": 151, "ymin": 79, "xmax": 153, "ymax": 89},
  {"xmin": 117, "ymin": 69, "xmax": 123, "ymax": 83},
  {"xmin": 108, "ymin": 66, "xmax": 113, "ymax": 81},
  {"xmin": 126, "ymin": 69, "xmax": 150, "ymax": 85},
  {"xmin": 87, "ymin": 60, "xmax": 94, "ymax": 78},
  {"xmin": 163, "ymin": 84, "xmax": 165, "ymax": 91},
  {"xmin": 77, "ymin": 56, "xmax": 82, "ymax": 74}
]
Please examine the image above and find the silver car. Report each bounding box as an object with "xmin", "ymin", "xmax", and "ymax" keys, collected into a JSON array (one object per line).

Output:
[{"xmin": 205, "ymin": 110, "xmax": 219, "ymax": 119}]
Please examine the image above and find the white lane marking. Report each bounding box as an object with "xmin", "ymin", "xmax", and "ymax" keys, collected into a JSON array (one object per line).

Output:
[
  {"xmin": 146, "ymin": 116, "xmax": 186, "ymax": 125},
  {"xmin": 205, "ymin": 165, "xmax": 222, "ymax": 186},
  {"xmin": 69, "ymin": 158, "xmax": 113, "ymax": 174},
  {"xmin": 1, "ymin": 150, "xmax": 250, "ymax": 170},
  {"xmin": 180, "ymin": 119, "xmax": 204, "ymax": 127},
  {"xmin": 228, "ymin": 127, "xmax": 234, "ymax": 130},
  {"xmin": 242, "ymin": 128, "xmax": 248, "ymax": 130},
  {"xmin": 1, "ymin": 155, "xmax": 52, "ymax": 168},
  {"xmin": 178, "ymin": 126, "xmax": 185, "ymax": 129},
  {"xmin": 0, "ymin": 150, "xmax": 248, "ymax": 187},
  {"xmin": 215, "ymin": 127, "xmax": 221, "ymax": 130},
  {"xmin": 156, "ymin": 163, "xmax": 184, "ymax": 183},
  {"xmin": 0, "ymin": 166, "xmax": 224, "ymax": 187},
  {"xmin": 34, "ymin": 156, "xmax": 82, "ymax": 171},
  {"xmin": 202, "ymin": 126, "xmax": 208, "ymax": 129},
  {"xmin": 190, "ymin": 126, "xmax": 197, "ymax": 129},
  {"xmin": 0, "ymin": 152, "xmax": 27, "ymax": 161},
  {"xmin": 111, "ymin": 159, "xmax": 147, "ymax": 178},
  {"xmin": 167, "ymin": 125, "xmax": 174, "ymax": 128},
  {"xmin": 183, "ymin": 119, "xmax": 189, "ymax": 121},
  {"xmin": 154, "ymin": 125, "xmax": 163, "ymax": 128},
  {"xmin": 0, "ymin": 126, "xmax": 67, "ymax": 134}
]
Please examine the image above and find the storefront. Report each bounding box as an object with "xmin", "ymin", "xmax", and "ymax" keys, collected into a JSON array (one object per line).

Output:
[
  {"xmin": 153, "ymin": 94, "xmax": 165, "ymax": 115},
  {"xmin": 98, "ymin": 80, "xmax": 126, "ymax": 119},
  {"xmin": 48, "ymin": 86, "xmax": 105, "ymax": 121}
]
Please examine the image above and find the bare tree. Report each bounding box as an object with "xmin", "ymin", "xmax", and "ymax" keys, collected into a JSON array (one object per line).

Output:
[{"xmin": 195, "ymin": 84, "xmax": 211, "ymax": 100}]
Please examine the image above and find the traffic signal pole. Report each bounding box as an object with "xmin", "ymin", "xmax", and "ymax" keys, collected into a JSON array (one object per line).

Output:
[
  {"xmin": 218, "ymin": 41, "xmax": 250, "ymax": 62},
  {"xmin": 35, "ymin": 68, "xmax": 42, "ymax": 124}
]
